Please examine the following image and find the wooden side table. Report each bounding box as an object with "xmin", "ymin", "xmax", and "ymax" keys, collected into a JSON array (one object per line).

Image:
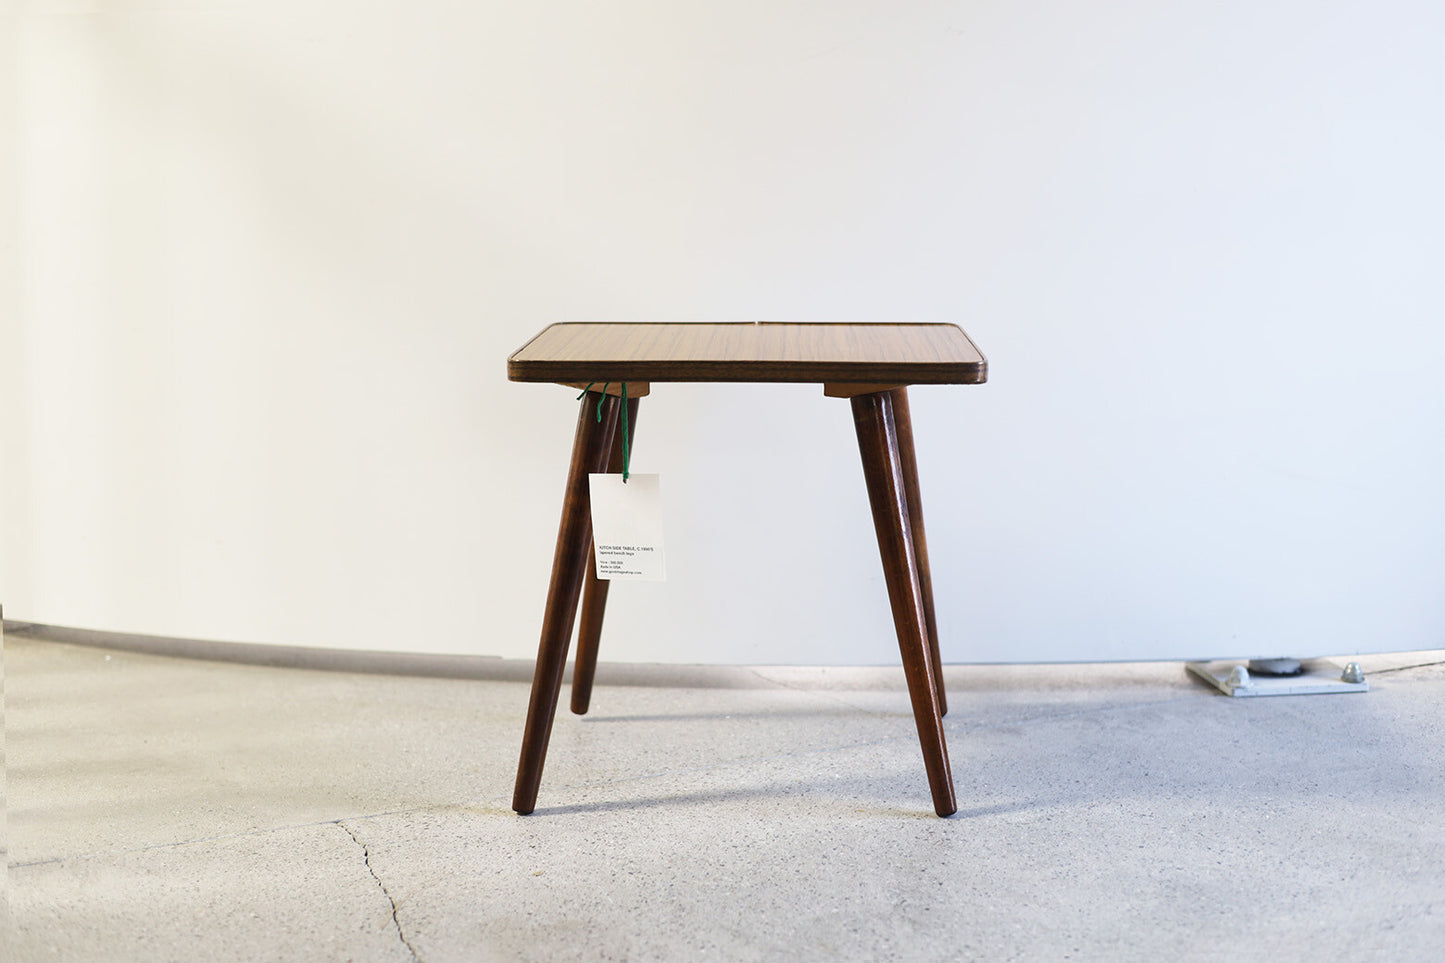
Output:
[{"xmin": 507, "ymin": 322, "xmax": 988, "ymax": 816}]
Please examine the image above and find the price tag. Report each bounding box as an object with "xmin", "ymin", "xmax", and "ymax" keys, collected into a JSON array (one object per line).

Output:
[{"xmin": 588, "ymin": 473, "xmax": 666, "ymax": 581}]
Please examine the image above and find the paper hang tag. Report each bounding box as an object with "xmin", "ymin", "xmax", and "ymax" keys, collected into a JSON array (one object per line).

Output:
[{"xmin": 588, "ymin": 473, "xmax": 666, "ymax": 581}]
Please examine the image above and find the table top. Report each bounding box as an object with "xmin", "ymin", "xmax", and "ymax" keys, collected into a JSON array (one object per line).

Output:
[{"xmin": 508, "ymin": 322, "xmax": 987, "ymax": 386}]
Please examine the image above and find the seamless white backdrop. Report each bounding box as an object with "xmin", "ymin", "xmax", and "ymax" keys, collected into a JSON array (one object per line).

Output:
[{"xmin": 4, "ymin": 1, "xmax": 1443, "ymax": 663}]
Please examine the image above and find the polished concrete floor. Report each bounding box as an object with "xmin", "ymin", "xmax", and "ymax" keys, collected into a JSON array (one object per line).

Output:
[{"xmin": 5, "ymin": 633, "xmax": 1445, "ymax": 961}]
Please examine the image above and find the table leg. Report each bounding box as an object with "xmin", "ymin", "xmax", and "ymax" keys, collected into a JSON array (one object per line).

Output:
[
  {"xmin": 571, "ymin": 395, "xmax": 641, "ymax": 715},
  {"xmin": 890, "ymin": 388, "xmax": 947, "ymax": 717},
  {"xmin": 513, "ymin": 391, "xmax": 621, "ymax": 815},
  {"xmin": 850, "ymin": 389, "xmax": 957, "ymax": 817}
]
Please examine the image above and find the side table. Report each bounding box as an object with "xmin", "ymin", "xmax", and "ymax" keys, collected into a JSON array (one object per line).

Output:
[{"xmin": 507, "ymin": 322, "xmax": 988, "ymax": 816}]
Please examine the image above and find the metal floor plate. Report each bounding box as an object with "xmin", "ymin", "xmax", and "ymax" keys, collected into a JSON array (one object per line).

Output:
[{"xmin": 1187, "ymin": 659, "xmax": 1368, "ymax": 697}]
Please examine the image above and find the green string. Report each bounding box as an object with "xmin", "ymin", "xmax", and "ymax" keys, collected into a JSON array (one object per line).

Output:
[
  {"xmin": 621, "ymin": 382, "xmax": 630, "ymax": 483},
  {"xmin": 577, "ymin": 381, "xmax": 630, "ymax": 481}
]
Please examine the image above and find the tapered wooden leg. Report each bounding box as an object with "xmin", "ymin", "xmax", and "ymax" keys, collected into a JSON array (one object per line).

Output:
[
  {"xmin": 571, "ymin": 395, "xmax": 641, "ymax": 715},
  {"xmin": 513, "ymin": 391, "xmax": 620, "ymax": 815},
  {"xmin": 851, "ymin": 389, "xmax": 956, "ymax": 817},
  {"xmin": 890, "ymin": 388, "xmax": 947, "ymax": 717}
]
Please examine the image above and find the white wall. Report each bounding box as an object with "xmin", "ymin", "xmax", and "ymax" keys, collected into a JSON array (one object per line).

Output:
[{"xmin": 5, "ymin": 0, "xmax": 1443, "ymax": 664}]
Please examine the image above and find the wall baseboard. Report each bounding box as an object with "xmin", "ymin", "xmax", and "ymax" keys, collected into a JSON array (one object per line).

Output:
[{"xmin": 1, "ymin": 620, "xmax": 790, "ymax": 689}]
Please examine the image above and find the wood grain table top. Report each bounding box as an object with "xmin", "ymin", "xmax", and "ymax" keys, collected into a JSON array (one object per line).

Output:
[{"xmin": 508, "ymin": 322, "xmax": 987, "ymax": 385}]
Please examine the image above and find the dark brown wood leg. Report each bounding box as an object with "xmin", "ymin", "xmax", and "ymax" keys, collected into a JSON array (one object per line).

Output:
[
  {"xmin": 571, "ymin": 395, "xmax": 641, "ymax": 715},
  {"xmin": 851, "ymin": 389, "xmax": 957, "ymax": 817},
  {"xmin": 890, "ymin": 388, "xmax": 947, "ymax": 717},
  {"xmin": 570, "ymin": 555, "xmax": 610, "ymax": 717},
  {"xmin": 513, "ymin": 391, "xmax": 620, "ymax": 815}
]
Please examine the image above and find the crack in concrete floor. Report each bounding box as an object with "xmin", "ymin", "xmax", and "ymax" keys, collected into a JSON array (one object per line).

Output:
[{"xmin": 339, "ymin": 821, "xmax": 420, "ymax": 962}]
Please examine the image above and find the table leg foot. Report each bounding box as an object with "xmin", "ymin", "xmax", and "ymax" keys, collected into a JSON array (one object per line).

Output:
[
  {"xmin": 851, "ymin": 389, "xmax": 957, "ymax": 817},
  {"xmin": 513, "ymin": 391, "xmax": 620, "ymax": 814}
]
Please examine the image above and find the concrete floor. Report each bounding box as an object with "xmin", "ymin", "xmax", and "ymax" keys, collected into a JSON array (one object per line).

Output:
[{"xmin": 5, "ymin": 633, "xmax": 1445, "ymax": 962}]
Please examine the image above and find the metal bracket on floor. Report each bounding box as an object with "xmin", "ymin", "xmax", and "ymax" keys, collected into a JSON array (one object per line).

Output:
[{"xmin": 1187, "ymin": 658, "xmax": 1368, "ymax": 697}]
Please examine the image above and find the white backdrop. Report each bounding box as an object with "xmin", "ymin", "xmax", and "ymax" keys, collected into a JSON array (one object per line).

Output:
[{"xmin": 4, "ymin": 1, "xmax": 1443, "ymax": 664}]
